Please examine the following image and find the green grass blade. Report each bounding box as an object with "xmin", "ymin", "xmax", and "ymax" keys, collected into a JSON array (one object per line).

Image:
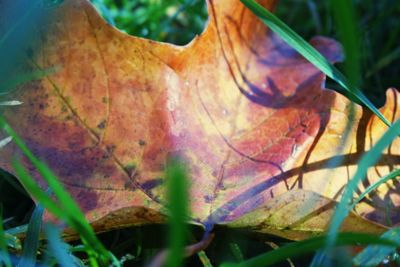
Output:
[
  {"xmin": 366, "ymin": 46, "xmax": 400, "ymax": 78},
  {"xmin": 327, "ymin": 119, "xmax": 400, "ymax": 247},
  {"xmin": 44, "ymin": 223, "xmax": 76, "ymax": 267},
  {"xmin": 352, "ymin": 169, "xmax": 400, "ymax": 208},
  {"xmin": 11, "ymin": 158, "xmax": 107, "ymax": 266},
  {"xmin": 0, "ymin": 67, "xmax": 58, "ymax": 94},
  {"xmin": 329, "ymin": 0, "xmax": 360, "ymax": 86},
  {"xmin": 12, "ymin": 160, "xmax": 71, "ymax": 222},
  {"xmin": 2, "ymin": 122, "xmax": 85, "ymax": 221},
  {"xmin": 198, "ymin": 250, "xmax": 214, "ymax": 267},
  {"xmin": 219, "ymin": 233, "xmax": 400, "ymax": 267},
  {"xmin": 311, "ymin": 3, "xmax": 361, "ymax": 265},
  {"xmin": 229, "ymin": 242, "xmax": 244, "ymax": 262},
  {"xmin": 0, "ymin": 208, "xmax": 12, "ymax": 267},
  {"xmin": 353, "ymin": 227, "xmax": 400, "ymax": 267},
  {"xmin": 12, "ymin": 156, "xmax": 109, "ymax": 266},
  {"xmin": 240, "ymin": 0, "xmax": 390, "ymax": 127},
  {"xmin": 0, "ymin": 117, "xmax": 113, "ymax": 265},
  {"xmin": 17, "ymin": 202, "xmax": 45, "ymax": 267},
  {"xmin": 166, "ymin": 159, "xmax": 189, "ymax": 267}
]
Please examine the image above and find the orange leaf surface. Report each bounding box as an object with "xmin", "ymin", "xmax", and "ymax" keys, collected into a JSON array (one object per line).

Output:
[{"xmin": 0, "ymin": 0, "xmax": 399, "ymax": 240}]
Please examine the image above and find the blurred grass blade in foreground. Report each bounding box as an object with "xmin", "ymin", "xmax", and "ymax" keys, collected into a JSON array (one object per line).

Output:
[
  {"xmin": 0, "ymin": 0, "xmax": 43, "ymax": 93},
  {"xmin": 0, "ymin": 68, "xmax": 58, "ymax": 95},
  {"xmin": 166, "ymin": 159, "xmax": 189, "ymax": 267},
  {"xmin": 0, "ymin": 117, "xmax": 116, "ymax": 266},
  {"xmin": 329, "ymin": 0, "xmax": 361, "ymax": 87}
]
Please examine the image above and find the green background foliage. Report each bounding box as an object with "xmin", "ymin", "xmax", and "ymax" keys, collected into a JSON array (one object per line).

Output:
[{"xmin": 90, "ymin": 0, "xmax": 207, "ymax": 45}]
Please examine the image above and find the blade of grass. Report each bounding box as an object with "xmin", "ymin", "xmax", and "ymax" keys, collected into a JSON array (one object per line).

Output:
[
  {"xmin": 265, "ymin": 242, "xmax": 295, "ymax": 267},
  {"xmin": 219, "ymin": 233, "xmax": 400, "ymax": 267},
  {"xmin": 352, "ymin": 169, "xmax": 400, "ymax": 208},
  {"xmin": 329, "ymin": 0, "xmax": 360, "ymax": 86},
  {"xmin": 12, "ymin": 161, "xmax": 81, "ymax": 230},
  {"xmin": 366, "ymin": 46, "xmax": 400, "ymax": 78},
  {"xmin": 229, "ymin": 242, "xmax": 244, "ymax": 262},
  {"xmin": 311, "ymin": 2, "xmax": 361, "ymax": 265},
  {"xmin": 306, "ymin": 0, "xmax": 322, "ymax": 34},
  {"xmin": 17, "ymin": 202, "xmax": 45, "ymax": 267},
  {"xmin": 12, "ymin": 163, "xmax": 122, "ymax": 267},
  {"xmin": 45, "ymin": 244, "xmax": 87, "ymax": 267},
  {"xmin": 44, "ymin": 223, "xmax": 76, "ymax": 267},
  {"xmin": 0, "ymin": 0, "xmax": 40, "ymax": 48},
  {"xmin": 327, "ymin": 119, "xmax": 400, "ymax": 247},
  {"xmin": 353, "ymin": 227, "xmax": 400, "ymax": 267},
  {"xmin": 0, "ymin": 117, "xmax": 116, "ymax": 266},
  {"xmin": 197, "ymin": 250, "xmax": 213, "ymax": 267},
  {"xmin": 0, "ymin": 207, "xmax": 12, "ymax": 267},
  {"xmin": 11, "ymin": 158, "xmax": 104, "ymax": 267},
  {"xmin": 0, "ymin": 67, "xmax": 58, "ymax": 94},
  {"xmin": 240, "ymin": 0, "xmax": 390, "ymax": 126},
  {"xmin": 166, "ymin": 159, "xmax": 189, "ymax": 267}
]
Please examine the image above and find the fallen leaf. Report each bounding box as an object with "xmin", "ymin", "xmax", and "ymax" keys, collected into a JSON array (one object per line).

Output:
[{"xmin": 0, "ymin": 0, "xmax": 399, "ymax": 240}]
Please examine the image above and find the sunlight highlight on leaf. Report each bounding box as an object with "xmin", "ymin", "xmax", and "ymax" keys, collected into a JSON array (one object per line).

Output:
[{"xmin": 327, "ymin": 119, "xmax": 400, "ymax": 247}]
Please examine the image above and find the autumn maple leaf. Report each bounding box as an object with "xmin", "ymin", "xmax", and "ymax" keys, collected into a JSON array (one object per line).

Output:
[{"xmin": 0, "ymin": 0, "xmax": 399, "ymax": 241}]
